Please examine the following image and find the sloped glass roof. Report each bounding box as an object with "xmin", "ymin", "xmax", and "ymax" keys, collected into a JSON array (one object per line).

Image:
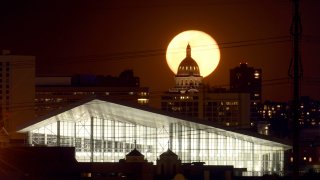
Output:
[{"xmin": 19, "ymin": 98, "xmax": 291, "ymax": 149}]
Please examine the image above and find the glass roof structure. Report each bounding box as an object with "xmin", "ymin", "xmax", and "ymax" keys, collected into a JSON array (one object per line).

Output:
[{"xmin": 19, "ymin": 98, "xmax": 291, "ymax": 176}]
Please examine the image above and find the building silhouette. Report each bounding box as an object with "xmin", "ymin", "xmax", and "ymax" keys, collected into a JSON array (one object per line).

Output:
[
  {"xmin": 35, "ymin": 70, "xmax": 149, "ymax": 117},
  {"xmin": 173, "ymin": 44, "xmax": 203, "ymax": 92},
  {"xmin": 0, "ymin": 145, "xmax": 239, "ymax": 179},
  {"xmin": 0, "ymin": 50, "xmax": 35, "ymax": 144},
  {"xmin": 161, "ymin": 45, "xmax": 250, "ymax": 128},
  {"xmin": 230, "ymin": 63, "xmax": 262, "ymax": 103},
  {"xmin": 230, "ymin": 63, "xmax": 262, "ymax": 125}
]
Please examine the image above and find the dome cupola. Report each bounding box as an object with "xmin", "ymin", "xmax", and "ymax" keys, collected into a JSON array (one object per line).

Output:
[{"xmin": 177, "ymin": 44, "xmax": 200, "ymax": 76}]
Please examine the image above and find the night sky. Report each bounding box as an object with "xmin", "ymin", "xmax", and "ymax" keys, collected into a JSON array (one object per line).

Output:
[{"xmin": 1, "ymin": 0, "xmax": 320, "ymax": 104}]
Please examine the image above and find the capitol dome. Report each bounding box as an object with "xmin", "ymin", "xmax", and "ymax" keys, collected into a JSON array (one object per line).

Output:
[{"xmin": 177, "ymin": 44, "xmax": 200, "ymax": 77}]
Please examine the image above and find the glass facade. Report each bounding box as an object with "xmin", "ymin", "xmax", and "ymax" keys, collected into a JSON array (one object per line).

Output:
[{"xmin": 20, "ymin": 99, "xmax": 291, "ymax": 176}]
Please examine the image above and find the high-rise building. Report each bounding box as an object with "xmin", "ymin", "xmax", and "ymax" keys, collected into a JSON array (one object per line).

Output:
[
  {"xmin": 161, "ymin": 45, "xmax": 250, "ymax": 128},
  {"xmin": 230, "ymin": 63, "xmax": 262, "ymax": 103},
  {"xmin": 0, "ymin": 51, "xmax": 35, "ymax": 142},
  {"xmin": 230, "ymin": 63, "xmax": 262, "ymax": 124},
  {"xmin": 35, "ymin": 70, "xmax": 149, "ymax": 117}
]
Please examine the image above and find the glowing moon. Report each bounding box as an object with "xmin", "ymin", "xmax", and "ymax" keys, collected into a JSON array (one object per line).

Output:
[{"xmin": 166, "ymin": 30, "xmax": 220, "ymax": 77}]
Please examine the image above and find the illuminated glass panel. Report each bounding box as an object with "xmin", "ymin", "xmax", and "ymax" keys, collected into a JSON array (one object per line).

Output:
[{"xmin": 22, "ymin": 99, "xmax": 290, "ymax": 176}]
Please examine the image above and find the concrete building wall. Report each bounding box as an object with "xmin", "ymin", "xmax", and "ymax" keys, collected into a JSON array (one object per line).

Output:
[{"xmin": 0, "ymin": 55, "xmax": 35, "ymax": 140}]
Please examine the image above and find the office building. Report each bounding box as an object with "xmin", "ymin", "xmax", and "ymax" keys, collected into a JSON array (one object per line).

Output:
[
  {"xmin": 230, "ymin": 63, "xmax": 262, "ymax": 124},
  {"xmin": 162, "ymin": 89, "xmax": 250, "ymax": 128},
  {"xmin": 0, "ymin": 51, "xmax": 35, "ymax": 142},
  {"xmin": 230, "ymin": 63, "xmax": 262, "ymax": 103},
  {"xmin": 35, "ymin": 70, "xmax": 149, "ymax": 117}
]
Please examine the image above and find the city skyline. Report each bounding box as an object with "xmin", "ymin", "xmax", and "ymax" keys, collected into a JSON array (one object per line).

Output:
[
  {"xmin": 1, "ymin": 0, "xmax": 320, "ymax": 102},
  {"xmin": 1, "ymin": 1, "xmax": 319, "ymax": 177}
]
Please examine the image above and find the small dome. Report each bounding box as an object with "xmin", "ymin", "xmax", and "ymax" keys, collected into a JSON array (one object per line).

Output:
[
  {"xmin": 177, "ymin": 44, "xmax": 200, "ymax": 76},
  {"xmin": 160, "ymin": 149, "xmax": 178, "ymax": 158},
  {"xmin": 126, "ymin": 148, "xmax": 143, "ymax": 157}
]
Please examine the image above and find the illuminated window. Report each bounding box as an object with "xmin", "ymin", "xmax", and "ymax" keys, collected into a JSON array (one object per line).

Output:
[
  {"xmin": 137, "ymin": 98, "xmax": 149, "ymax": 105},
  {"xmin": 254, "ymin": 71, "xmax": 260, "ymax": 79},
  {"xmin": 81, "ymin": 173, "xmax": 91, "ymax": 178}
]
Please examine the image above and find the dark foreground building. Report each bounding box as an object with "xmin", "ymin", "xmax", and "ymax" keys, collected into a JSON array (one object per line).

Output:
[
  {"xmin": 0, "ymin": 146, "xmax": 236, "ymax": 180},
  {"xmin": 0, "ymin": 147, "xmax": 79, "ymax": 179}
]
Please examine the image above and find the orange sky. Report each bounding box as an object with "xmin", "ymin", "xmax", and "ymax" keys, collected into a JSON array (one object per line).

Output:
[{"xmin": 1, "ymin": 0, "xmax": 320, "ymax": 103}]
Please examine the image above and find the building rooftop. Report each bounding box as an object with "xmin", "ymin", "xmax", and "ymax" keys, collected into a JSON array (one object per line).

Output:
[
  {"xmin": 18, "ymin": 97, "xmax": 291, "ymax": 148},
  {"xmin": 126, "ymin": 148, "xmax": 144, "ymax": 157}
]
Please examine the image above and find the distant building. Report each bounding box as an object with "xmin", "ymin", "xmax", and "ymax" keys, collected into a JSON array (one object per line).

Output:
[
  {"xmin": 161, "ymin": 45, "xmax": 250, "ymax": 128},
  {"xmin": 173, "ymin": 44, "xmax": 203, "ymax": 92},
  {"xmin": 256, "ymin": 101, "xmax": 290, "ymax": 136},
  {"xmin": 298, "ymin": 96, "xmax": 320, "ymax": 128},
  {"xmin": 0, "ymin": 51, "xmax": 35, "ymax": 143},
  {"xmin": 35, "ymin": 70, "xmax": 149, "ymax": 117},
  {"xmin": 230, "ymin": 63, "xmax": 262, "ymax": 103},
  {"xmin": 287, "ymin": 128, "xmax": 320, "ymax": 174},
  {"xmin": 230, "ymin": 63, "xmax": 262, "ymax": 124},
  {"xmin": 162, "ymin": 89, "xmax": 250, "ymax": 128},
  {"xmin": 256, "ymin": 97, "xmax": 320, "ymax": 137}
]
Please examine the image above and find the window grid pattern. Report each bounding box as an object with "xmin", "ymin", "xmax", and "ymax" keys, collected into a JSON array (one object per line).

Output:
[{"xmin": 29, "ymin": 117, "xmax": 285, "ymax": 176}]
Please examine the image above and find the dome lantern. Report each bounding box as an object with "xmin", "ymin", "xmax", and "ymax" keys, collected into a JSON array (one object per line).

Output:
[{"xmin": 177, "ymin": 45, "xmax": 200, "ymax": 76}]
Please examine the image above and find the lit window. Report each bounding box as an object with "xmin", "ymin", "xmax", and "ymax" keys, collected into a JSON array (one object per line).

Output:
[
  {"xmin": 81, "ymin": 172, "xmax": 91, "ymax": 178},
  {"xmin": 137, "ymin": 98, "xmax": 149, "ymax": 105},
  {"xmin": 254, "ymin": 71, "xmax": 260, "ymax": 79}
]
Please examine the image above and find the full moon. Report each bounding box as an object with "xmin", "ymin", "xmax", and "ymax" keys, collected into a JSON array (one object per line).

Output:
[{"xmin": 166, "ymin": 30, "xmax": 220, "ymax": 77}]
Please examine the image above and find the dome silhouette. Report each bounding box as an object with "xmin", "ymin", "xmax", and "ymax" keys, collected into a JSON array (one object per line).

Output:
[
  {"xmin": 177, "ymin": 44, "xmax": 200, "ymax": 77},
  {"xmin": 160, "ymin": 149, "xmax": 178, "ymax": 158}
]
